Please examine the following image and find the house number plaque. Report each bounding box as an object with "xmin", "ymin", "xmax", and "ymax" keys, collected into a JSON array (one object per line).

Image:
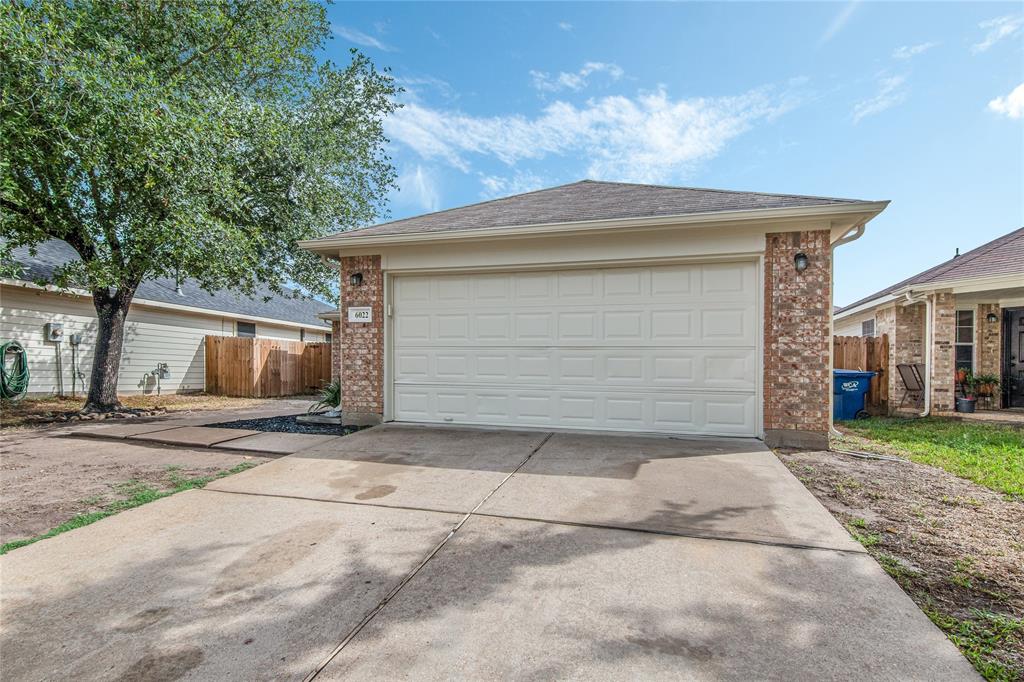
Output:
[{"xmin": 348, "ymin": 307, "xmax": 372, "ymax": 323}]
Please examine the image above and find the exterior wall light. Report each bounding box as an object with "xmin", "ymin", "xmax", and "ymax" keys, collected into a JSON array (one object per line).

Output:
[
  {"xmin": 793, "ymin": 252, "xmax": 809, "ymax": 273},
  {"xmin": 986, "ymin": 312, "xmax": 999, "ymax": 323},
  {"xmin": 349, "ymin": 272, "xmax": 363, "ymax": 287}
]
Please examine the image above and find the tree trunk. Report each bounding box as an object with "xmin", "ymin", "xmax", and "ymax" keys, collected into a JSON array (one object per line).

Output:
[{"xmin": 83, "ymin": 289, "xmax": 133, "ymax": 412}]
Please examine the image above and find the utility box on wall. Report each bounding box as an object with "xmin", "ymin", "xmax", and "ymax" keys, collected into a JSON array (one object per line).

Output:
[{"xmin": 44, "ymin": 322, "xmax": 64, "ymax": 342}]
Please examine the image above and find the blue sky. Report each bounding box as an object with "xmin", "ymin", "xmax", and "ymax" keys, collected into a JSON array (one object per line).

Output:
[{"xmin": 324, "ymin": 2, "xmax": 1023, "ymax": 306}]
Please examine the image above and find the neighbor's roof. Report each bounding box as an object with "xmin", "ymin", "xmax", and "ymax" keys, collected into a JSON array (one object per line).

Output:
[
  {"xmin": 837, "ymin": 226, "xmax": 1024, "ymax": 314},
  {"xmin": 7, "ymin": 240, "xmax": 333, "ymax": 328},
  {"xmin": 312, "ymin": 180, "xmax": 879, "ymax": 241}
]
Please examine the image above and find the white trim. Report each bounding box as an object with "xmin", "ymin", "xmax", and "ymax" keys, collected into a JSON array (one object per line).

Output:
[
  {"xmin": 0, "ymin": 279, "xmax": 330, "ymax": 331},
  {"xmin": 836, "ymin": 273, "xmax": 1024, "ymax": 322},
  {"xmin": 954, "ymin": 306, "xmax": 977, "ymax": 373},
  {"xmin": 300, "ymin": 202, "xmax": 889, "ymax": 253}
]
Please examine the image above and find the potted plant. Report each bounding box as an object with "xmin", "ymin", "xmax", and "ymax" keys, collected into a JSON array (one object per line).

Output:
[
  {"xmin": 955, "ymin": 370, "xmax": 977, "ymax": 413},
  {"xmin": 974, "ymin": 373, "xmax": 1000, "ymax": 398}
]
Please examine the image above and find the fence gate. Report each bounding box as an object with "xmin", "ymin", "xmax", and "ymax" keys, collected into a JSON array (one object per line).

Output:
[
  {"xmin": 205, "ymin": 336, "xmax": 331, "ymax": 398},
  {"xmin": 833, "ymin": 334, "xmax": 889, "ymax": 414}
]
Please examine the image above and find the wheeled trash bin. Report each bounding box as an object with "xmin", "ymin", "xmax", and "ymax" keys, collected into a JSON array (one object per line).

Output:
[{"xmin": 833, "ymin": 369, "xmax": 876, "ymax": 421}]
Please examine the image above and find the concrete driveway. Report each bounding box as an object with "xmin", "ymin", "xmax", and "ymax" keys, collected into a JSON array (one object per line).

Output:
[{"xmin": 0, "ymin": 424, "xmax": 976, "ymax": 681}]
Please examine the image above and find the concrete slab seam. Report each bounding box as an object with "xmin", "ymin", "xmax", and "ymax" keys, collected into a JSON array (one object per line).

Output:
[
  {"xmin": 301, "ymin": 432, "xmax": 555, "ymax": 682},
  {"xmin": 60, "ymin": 433, "xmax": 281, "ymax": 455}
]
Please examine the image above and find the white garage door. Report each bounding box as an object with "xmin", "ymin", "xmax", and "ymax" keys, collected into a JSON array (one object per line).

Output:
[{"xmin": 391, "ymin": 262, "xmax": 759, "ymax": 436}]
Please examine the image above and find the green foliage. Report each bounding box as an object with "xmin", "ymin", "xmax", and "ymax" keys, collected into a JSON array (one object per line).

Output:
[
  {"xmin": 309, "ymin": 379, "xmax": 341, "ymax": 413},
  {"xmin": 1, "ymin": 1, "xmax": 398, "ymax": 301},
  {"xmin": 922, "ymin": 604, "xmax": 1022, "ymax": 681},
  {"xmin": 840, "ymin": 418, "xmax": 1024, "ymax": 497},
  {"xmin": 0, "ymin": 462, "xmax": 256, "ymax": 555}
]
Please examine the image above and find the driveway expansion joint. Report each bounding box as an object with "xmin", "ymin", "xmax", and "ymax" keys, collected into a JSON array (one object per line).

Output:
[{"xmin": 302, "ymin": 431, "xmax": 555, "ymax": 682}]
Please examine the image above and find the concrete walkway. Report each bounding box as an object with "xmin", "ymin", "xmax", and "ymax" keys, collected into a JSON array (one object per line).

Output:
[{"xmin": 0, "ymin": 424, "xmax": 977, "ymax": 681}]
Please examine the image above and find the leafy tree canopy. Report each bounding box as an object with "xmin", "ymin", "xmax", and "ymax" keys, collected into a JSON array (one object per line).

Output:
[{"xmin": 0, "ymin": 0, "xmax": 399, "ymax": 303}]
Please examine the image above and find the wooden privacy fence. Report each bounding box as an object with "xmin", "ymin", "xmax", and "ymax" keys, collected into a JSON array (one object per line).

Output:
[
  {"xmin": 834, "ymin": 334, "xmax": 890, "ymax": 414},
  {"xmin": 205, "ymin": 336, "xmax": 332, "ymax": 398}
]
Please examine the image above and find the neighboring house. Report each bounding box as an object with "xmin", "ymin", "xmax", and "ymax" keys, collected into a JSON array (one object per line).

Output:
[
  {"xmin": 300, "ymin": 180, "xmax": 888, "ymax": 448},
  {"xmin": 1, "ymin": 240, "xmax": 334, "ymax": 396},
  {"xmin": 834, "ymin": 227, "xmax": 1024, "ymax": 412}
]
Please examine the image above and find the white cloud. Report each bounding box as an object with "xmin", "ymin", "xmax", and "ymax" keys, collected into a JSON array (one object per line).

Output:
[
  {"xmin": 558, "ymin": 21, "xmax": 573, "ymax": 31},
  {"xmin": 852, "ymin": 74, "xmax": 907, "ymax": 123},
  {"xmin": 819, "ymin": 1, "xmax": 860, "ymax": 46},
  {"xmin": 972, "ymin": 15, "xmax": 1023, "ymax": 53},
  {"xmin": 395, "ymin": 75, "xmax": 458, "ymax": 103},
  {"xmin": 479, "ymin": 171, "xmax": 548, "ymax": 199},
  {"xmin": 331, "ymin": 24, "xmax": 395, "ymax": 52},
  {"xmin": 530, "ymin": 62, "xmax": 625, "ymax": 93},
  {"xmin": 892, "ymin": 42, "xmax": 939, "ymax": 59},
  {"xmin": 385, "ymin": 86, "xmax": 794, "ymax": 184},
  {"xmin": 988, "ymin": 82, "xmax": 1024, "ymax": 119},
  {"xmin": 395, "ymin": 165, "xmax": 440, "ymax": 212}
]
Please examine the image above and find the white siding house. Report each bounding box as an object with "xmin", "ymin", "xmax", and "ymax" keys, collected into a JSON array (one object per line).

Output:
[{"xmin": 1, "ymin": 240, "xmax": 333, "ymax": 397}]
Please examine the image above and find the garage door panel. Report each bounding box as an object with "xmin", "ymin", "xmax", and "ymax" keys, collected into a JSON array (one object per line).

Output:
[
  {"xmin": 394, "ymin": 348, "xmax": 756, "ymax": 391},
  {"xmin": 392, "ymin": 385, "xmax": 756, "ymax": 435},
  {"xmin": 392, "ymin": 262, "xmax": 758, "ymax": 436}
]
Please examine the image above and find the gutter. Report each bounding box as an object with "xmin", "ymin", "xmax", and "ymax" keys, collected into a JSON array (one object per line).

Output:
[{"xmin": 829, "ymin": 224, "xmax": 868, "ymax": 438}]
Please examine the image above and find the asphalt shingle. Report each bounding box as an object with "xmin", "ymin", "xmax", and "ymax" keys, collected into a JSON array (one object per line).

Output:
[{"xmin": 316, "ymin": 180, "xmax": 876, "ymax": 240}]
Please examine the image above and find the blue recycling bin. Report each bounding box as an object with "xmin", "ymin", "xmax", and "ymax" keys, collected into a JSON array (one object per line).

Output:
[{"xmin": 833, "ymin": 369, "xmax": 876, "ymax": 421}]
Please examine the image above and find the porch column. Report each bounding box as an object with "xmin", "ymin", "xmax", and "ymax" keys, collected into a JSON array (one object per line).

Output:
[
  {"xmin": 339, "ymin": 254, "xmax": 384, "ymax": 425},
  {"xmin": 977, "ymin": 303, "xmax": 1002, "ymax": 377},
  {"xmin": 929, "ymin": 292, "xmax": 956, "ymax": 413},
  {"xmin": 875, "ymin": 303, "xmax": 924, "ymax": 413}
]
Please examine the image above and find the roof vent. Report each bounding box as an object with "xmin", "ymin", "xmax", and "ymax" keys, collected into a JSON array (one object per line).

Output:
[{"xmin": 953, "ymin": 248, "xmax": 960, "ymax": 258}]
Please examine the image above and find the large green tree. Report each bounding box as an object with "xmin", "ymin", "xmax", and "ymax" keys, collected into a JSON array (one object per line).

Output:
[{"xmin": 1, "ymin": 1, "xmax": 398, "ymax": 411}]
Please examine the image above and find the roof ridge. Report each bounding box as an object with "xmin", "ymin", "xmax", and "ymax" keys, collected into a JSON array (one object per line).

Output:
[{"xmin": 577, "ymin": 179, "xmax": 871, "ymax": 204}]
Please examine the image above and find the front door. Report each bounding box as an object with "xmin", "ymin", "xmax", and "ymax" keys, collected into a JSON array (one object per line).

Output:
[{"xmin": 1005, "ymin": 308, "xmax": 1024, "ymax": 408}]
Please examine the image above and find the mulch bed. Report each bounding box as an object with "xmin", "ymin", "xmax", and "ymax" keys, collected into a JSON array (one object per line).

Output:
[
  {"xmin": 205, "ymin": 414, "xmax": 364, "ymax": 437},
  {"xmin": 777, "ymin": 449, "xmax": 1023, "ymax": 678}
]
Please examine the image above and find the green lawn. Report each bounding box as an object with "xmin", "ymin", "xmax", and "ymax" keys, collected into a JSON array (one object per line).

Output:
[{"xmin": 835, "ymin": 417, "xmax": 1024, "ymax": 498}]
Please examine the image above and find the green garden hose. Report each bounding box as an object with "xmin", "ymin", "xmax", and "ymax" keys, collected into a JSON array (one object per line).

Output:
[{"xmin": 1, "ymin": 341, "xmax": 30, "ymax": 401}]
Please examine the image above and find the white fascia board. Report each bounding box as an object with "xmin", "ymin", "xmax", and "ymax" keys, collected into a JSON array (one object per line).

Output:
[
  {"xmin": 0, "ymin": 280, "xmax": 330, "ymax": 331},
  {"xmin": 834, "ymin": 294, "xmax": 898, "ymax": 321},
  {"xmin": 299, "ymin": 201, "xmax": 890, "ymax": 254}
]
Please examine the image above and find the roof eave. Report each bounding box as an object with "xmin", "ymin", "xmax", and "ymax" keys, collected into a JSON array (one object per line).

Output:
[
  {"xmin": 835, "ymin": 271, "xmax": 1024, "ymax": 320},
  {"xmin": 300, "ymin": 201, "xmax": 890, "ymax": 254}
]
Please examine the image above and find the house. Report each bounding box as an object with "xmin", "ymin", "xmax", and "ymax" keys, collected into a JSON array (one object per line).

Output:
[
  {"xmin": 1, "ymin": 240, "xmax": 334, "ymax": 396},
  {"xmin": 300, "ymin": 180, "xmax": 888, "ymax": 448},
  {"xmin": 834, "ymin": 227, "xmax": 1024, "ymax": 412}
]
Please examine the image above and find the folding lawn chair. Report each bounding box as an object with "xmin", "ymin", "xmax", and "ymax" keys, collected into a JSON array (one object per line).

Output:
[{"xmin": 896, "ymin": 363, "xmax": 924, "ymax": 409}]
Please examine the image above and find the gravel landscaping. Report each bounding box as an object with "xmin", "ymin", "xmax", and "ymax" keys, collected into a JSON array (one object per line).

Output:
[{"xmin": 205, "ymin": 414, "xmax": 365, "ymax": 437}]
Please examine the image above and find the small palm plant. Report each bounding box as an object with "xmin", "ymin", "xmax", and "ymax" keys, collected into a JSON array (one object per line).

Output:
[{"xmin": 309, "ymin": 380, "xmax": 341, "ymax": 413}]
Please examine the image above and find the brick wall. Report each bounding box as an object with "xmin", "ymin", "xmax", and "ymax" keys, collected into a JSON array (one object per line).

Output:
[
  {"xmin": 877, "ymin": 302, "xmax": 925, "ymax": 411},
  {"xmin": 763, "ymin": 230, "xmax": 832, "ymax": 448},
  {"xmin": 330, "ymin": 319, "xmax": 341, "ymax": 383},
  {"xmin": 977, "ymin": 303, "xmax": 1002, "ymax": 378},
  {"xmin": 930, "ymin": 292, "xmax": 956, "ymax": 412},
  {"xmin": 339, "ymin": 255, "xmax": 384, "ymax": 418}
]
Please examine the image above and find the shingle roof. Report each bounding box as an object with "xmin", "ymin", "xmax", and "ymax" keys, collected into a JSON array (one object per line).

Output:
[
  {"xmin": 318, "ymin": 180, "xmax": 876, "ymax": 240},
  {"xmin": 837, "ymin": 226, "xmax": 1024, "ymax": 314},
  {"xmin": 7, "ymin": 240, "xmax": 333, "ymax": 328}
]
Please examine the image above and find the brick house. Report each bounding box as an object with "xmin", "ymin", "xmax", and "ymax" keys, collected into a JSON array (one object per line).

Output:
[
  {"xmin": 834, "ymin": 227, "xmax": 1024, "ymax": 413},
  {"xmin": 301, "ymin": 180, "xmax": 888, "ymax": 448}
]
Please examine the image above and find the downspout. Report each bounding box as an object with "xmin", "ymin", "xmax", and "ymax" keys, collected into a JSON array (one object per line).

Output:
[
  {"xmin": 904, "ymin": 291, "xmax": 932, "ymax": 417},
  {"xmin": 829, "ymin": 224, "xmax": 866, "ymax": 438}
]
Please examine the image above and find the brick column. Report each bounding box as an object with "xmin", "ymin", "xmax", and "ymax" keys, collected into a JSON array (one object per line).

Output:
[
  {"xmin": 930, "ymin": 292, "xmax": 956, "ymax": 413},
  {"xmin": 339, "ymin": 255, "xmax": 384, "ymax": 425},
  {"xmin": 763, "ymin": 230, "xmax": 832, "ymax": 449},
  {"xmin": 977, "ymin": 303, "xmax": 1002, "ymax": 378},
  {"xmin": 330, "ymin": 319, "xmax": 341, "ymax": 383}
]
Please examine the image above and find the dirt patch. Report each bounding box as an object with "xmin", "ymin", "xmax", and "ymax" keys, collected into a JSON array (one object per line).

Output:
[
  {"xmin": 0, "ymin": 429, "xmax": 271, "ymax": 545},
  {"xmin": 777, "ymin": 449, "xmax": 1023, "ymax": 678}
]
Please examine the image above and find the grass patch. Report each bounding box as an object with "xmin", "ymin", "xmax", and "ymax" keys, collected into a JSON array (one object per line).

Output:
[
  {"xmin": 0, "ymin": 462, "xmax": 256, "ymax": 555},
  {"xmin": 922, "ymin": 604, "xmax": 1022, "ymax": 681},
  {"xmin": 837, "ymin": 417, "xmax": 1024, "ymax": 497}
]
